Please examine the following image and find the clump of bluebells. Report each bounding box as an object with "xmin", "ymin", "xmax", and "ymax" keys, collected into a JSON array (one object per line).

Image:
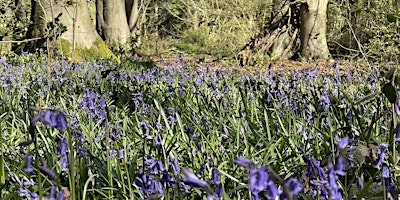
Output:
[
  {"xmin": 2, "ymin": 55, "xmax": 399, "ymax": 199},
  {"xmin": 234, "ymin": 157, "xmax": 302, "ymax": 200},
  {"xmin": 15, "ymin": 108, "xmax": 69, "ymax": 199}
]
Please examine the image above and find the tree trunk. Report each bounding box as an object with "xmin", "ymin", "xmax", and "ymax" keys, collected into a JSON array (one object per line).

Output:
[
  {"xmin": 26, "ymin": 0, "xmax": 101, "ymax": 50},
  {"xmin": 299, "ymin": 0, "xmax": 330, "ymax": 60},
  {"xmin": 270, "ymin": 0, "xmax": 292, "ymax": 60},
  {"xmin": 126, "ymin": 0, "xmax": 139, "ymax": 34},
  {"xmin": 97, "ymin": 0, "xmax": 131, "ymax": 46}
]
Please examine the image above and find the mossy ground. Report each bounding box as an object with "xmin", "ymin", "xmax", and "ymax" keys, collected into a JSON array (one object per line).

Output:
[{"xmin": 56, "ymin": 38, "xmax": 115, "ymax": 61}]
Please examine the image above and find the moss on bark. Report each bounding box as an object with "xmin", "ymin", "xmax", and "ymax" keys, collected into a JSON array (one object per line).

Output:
[{"xmin": 56, "ymin": 38, "xmax": 115, "ymax": 61}]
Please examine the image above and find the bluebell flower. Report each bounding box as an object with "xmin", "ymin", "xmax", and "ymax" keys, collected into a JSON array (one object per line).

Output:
[
  {"xmin": 215, "ymin": 184, "xmax": 223, "ymax": 197},
  {"xmin": 394, "ymin": 122, "xmax": 400, "ymax": 142},
  {"xmin": 160, "ymin": 171, "xmax": 175, "ymax": 184},
  {"xmin": 55, "ymin": 137, "xmax": 68, "ymax": 156},
  {"xmin": 118, "ymin": 149, "xmax": 124, "ymax": 159},
  {"xmin": 29, "ymin": 109, "xmax": 67, "ymax": 141},
  {"xmin": 248, "ymin": 166, "xmax": 278, "ymax": 200},
  {"xmin": 318, "ymin": 95, "xmax": 330, "ymax": 109},
  {"xmin": 281, "ymin": 178, "xmax": 302, "ymax": 199},
  {"xmin": 57, "ymin": 154, "xmax": 70, "ymax": 171},
  {"xmin": 373, "ymin": 143, "xmax": 389, "ymax": 169},
  {"xmin": 23, "ymin": 179, "xmax": 35, "ymax": 186},
  {"xmin": 197, "ymin": 164, "xmax": 205, "ymax": 175},
  {"xmin": 49, "ymin": 185, "xmax": 56, "ymax": 200},
  {"xmin": 24, "ymin": 154, "xmax": 34, "ymax": 173},
  {"xmin": 145, "ymin": 158, "xmax": 164, "ymax": 174},
  {"xmin": 357, "ymin": 177, "xmax": 364, "ymax": 189},
  {"xmin": 57, "ymin": 189, "xmax": 64, "ymax": 200},
  {"xmin": 167, "ymin": 158, "xmax": 177, "ymax": 177},
  {"xmin": 335, "ymin": 136, "xmax": 349, "ymax": 150},
  {"xmin": 327, "ymin": 163, "xmax": 342, "ymax": 200},
  {"xmin": 29, "ymin": 191, "xmax": 38, "ymax": 199},
  {"xmin": 182, "ymin": 167, "xmax": 209, "ymax": 188},
  {"xmin": 108, "ymin": 150, "xmax": 117, "ymax": 158},
  {"xmin": 335, "ymin": 156, "xmax": 346, "ymax": 176},
  {"xmin": 18, "ymin": 187, "xmax": 30, "ymax": 197},
  {"xmin": 38, "ymin": 165, "xmax": 56, "ymax": 179},
  {"xmin": 234, "ymin": 157, "xmax": 254, "ymax": 168},
  {"xmin": 210, "ymin": 168, "xmax": 219, "ymax": 185},
  {"xmin": 382, "ymin": 165, "xmax": 389, "ymax": 178}
]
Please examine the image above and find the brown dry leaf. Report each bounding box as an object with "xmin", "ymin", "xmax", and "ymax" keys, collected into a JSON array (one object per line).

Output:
[{"xmin": 61, "ymin": 187, "xmax": 71, "ymax": 200}]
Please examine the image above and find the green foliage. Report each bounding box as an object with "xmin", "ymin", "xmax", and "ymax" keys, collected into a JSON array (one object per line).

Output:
[
  {"xmin": 0, "ymin": 0, "xmax": 31, "ymax": 53},
  {"xmin": 328, "ymin": 0, "xmax": 400, "ymax": 62},
  {"xmin": 139, "ymin": 0, "xmax": 269, "ymax": 58}
]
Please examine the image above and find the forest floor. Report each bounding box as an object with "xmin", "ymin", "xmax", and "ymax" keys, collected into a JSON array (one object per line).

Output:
[{"xmin": 154, "ymin": 56, "xmax": 399, "ymax": 78}]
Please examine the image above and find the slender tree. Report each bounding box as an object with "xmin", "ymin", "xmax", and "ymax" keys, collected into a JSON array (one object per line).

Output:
[
  {"xmin": 299, "ymin": 0, "xmax": 330, "ymax": 60},
  {"xmin": 96, "ymin": 0, "xmax": 140, "ymax": 47}
]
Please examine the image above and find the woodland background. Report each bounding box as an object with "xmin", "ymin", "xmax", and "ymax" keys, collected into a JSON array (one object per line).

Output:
[{"xmin": 0, "ymin": 0, "xmax": 399, "ymax": 65}]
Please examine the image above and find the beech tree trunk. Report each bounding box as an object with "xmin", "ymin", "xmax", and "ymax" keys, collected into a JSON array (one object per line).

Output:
[
  {"xmin": 26, "ymin": 0, "xmax": 101, "ymax": 50},
  {"xmin": 97, "ymin": 0, "xmax": 140, "ymax": 47},
  {"xmin": 299, "ymin": 0, "xmax": 330, "ymax": 60}
]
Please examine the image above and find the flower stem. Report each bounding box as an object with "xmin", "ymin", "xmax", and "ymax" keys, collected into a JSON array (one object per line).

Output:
[
  {"xmin": 68, "ymin": 128, "xmax": 76, "ymax": 200},
  {"xmin": 34, "ymin": 136, "xmax": 43, "ymax": 200},
  {"xmin": 268, "ymin": 166, "xmax": 293, "ymax": 200}
]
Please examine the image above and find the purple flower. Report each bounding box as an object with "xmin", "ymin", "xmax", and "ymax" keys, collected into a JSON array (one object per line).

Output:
[
  {"xmin": 373, "ymin": 143, "xmax": 389, "ymax": 169},
  {"xmin": 24, "ymin": 154, "xmax": 34, "ymax": 173},
  {"xmin": 49, "ymin": 185, "xmax": 56, "ymax": 200},
  {"xmin": 318, "ymin": 95, "xmax": 330, "ymax": 109},
  {"xmin": 38, "ymin": 165, "xmax": 56, "ymax": 179},
  {"xmin": 182, "ymin": 167, "xmax": 209, "ymax": 188},
  {"xmin": 108, "ymin": 150, "xmax": 117, "ymax": 158},
  {"xmin": 234, "ymin": 157, "xmax": 254, "ymax": 168},
  {"xmin": 57, "ymin": 154, "xmax": 70, "ymax": 171},
  {"xmin": 357, "ymin": 177, "xmax": 364, "ymax": 189},
  {"xmin": 197, "ymin": 164, "xmax": 205, "ymax": 175},
  {"xmin": 56, "ymin": 137, "xmax": 68, "ymax": 156},
  {"xmin": 23, "ymin": 178, "xmax": 34, "ymax": 186},
  {"xmin": 382, "ymin": 165, "xmax": 389, "ymax": 178},
  {"xmin": 172, "ymin": 157, "xmax": 180, "ymax": 177},
  {"xmin": 394, "ymin": 122, "xmax": 400, "ymax": 142},
  {"xmin": 335, "ymin": 156, "xmax": 346, "ymax": 176},
  {"xmin": 335, "ymin": 136, "xmax": 349, "ymax": 150},
  {"xmin": 248, "ymin": 166, "xmax": 278, "ymax": 200},
  {"xmin": 215, "ymin": 184, "xmax": 223, "ymax": 197},
  {"xmin": 281, "ymin": 178, "xmax": 302, "ymax": 199},
  {"xmin": 31, "ymin": 109, "xmax": 68, "ymax": 132},
  {"xmin": 327, "ymin": 163, "xmax": 342, "ymax": 200},
  {"xmin": 210, "ymin": 168, "xmax": 219, "ymax": 184},
  {"xmin": 118, "ymin": 149, "xmax": 124, "ymax": 159},
  {"xmin": 18, "ymin": 187, "xmax": 30, "ymax": 197},
  {"xmin": 57, "ymin": 189, "xmax": 64, "ymax": 200},
  {"xmin": 30, "ymin": 191, "xmax": 38, "ymax": 198}
]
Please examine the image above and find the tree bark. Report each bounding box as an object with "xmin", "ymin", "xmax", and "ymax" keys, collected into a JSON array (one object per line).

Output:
[
  {"xmin": 15, "ymin": 0, "xmax": 28, "ymax": 20},
  {"xmin": 126, "ymin": 0, "xmax": 139, "ymax": 33},
  {"xmin": 299, "ymin": 0, "xmax": 330, "ymax": 60},
  {"xmin": 98, "ymin": 0, "xmax": 131, "ymax": 46},
  {"xmin": 270, "ymin": 0, "xmax": 292, "ymax": 60},
  {"xmin": 26, "ymin": 0, "xmax": 101, "ymax": 50}
]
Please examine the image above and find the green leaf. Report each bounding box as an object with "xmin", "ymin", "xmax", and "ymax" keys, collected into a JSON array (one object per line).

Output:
[
  {"xmin": 354, "ymin": 92, "xmax": 379, "ymax": 105},
  {"xmin": 386, "ymin": 14, "xmax": 399, "ymax": 23},
  {"xmin": 395, "ymin": 73, "xmax": 400, "ymax": 86},
  {"xmin": 381, "ymin": 83, "xmax": 397, "ymax": 104},
  {"xmin": 384, "ymin": 67, "xmax": 396, "ymax": 81},
  {"xmin": 351, "ymin": 143, "xmax": 370, "ymax": 166}
]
